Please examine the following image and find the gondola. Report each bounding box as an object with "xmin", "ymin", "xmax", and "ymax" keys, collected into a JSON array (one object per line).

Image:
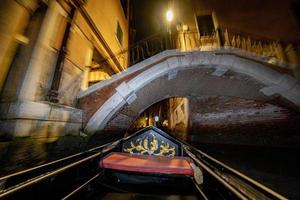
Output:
[
  {"xmin": 0, "ymin": 126, "xmax": 288, "ymax": 200},
  {"xmin": 96, "ymin": 126, "xmax": 203, "ymax": 199},
  {"xmin": 91, "ymin": 126, "xmax": 287, "ymax": 200}
]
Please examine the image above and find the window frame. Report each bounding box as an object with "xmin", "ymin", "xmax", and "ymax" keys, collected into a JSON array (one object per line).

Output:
[{"xmin": 116, "ymin": 21, "xmax": 123, "ymax": 46}]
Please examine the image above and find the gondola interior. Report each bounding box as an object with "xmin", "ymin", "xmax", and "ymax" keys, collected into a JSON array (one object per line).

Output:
[{"xmin": 96, "ymin": 126, "xmax": 203, "ymax": 199}]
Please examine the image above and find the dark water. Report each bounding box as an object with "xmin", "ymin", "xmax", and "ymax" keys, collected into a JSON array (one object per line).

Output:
[
  {"xmin": 193, "ymin": 143, "xmax": 300, "ymax": 200},
  {"xmin": 0, "ymin": 132, "xmax": 123, "ymax": 176},
  {"xmin": 1, "ymin": 133, "xmax": 300, "ymax": 199}
]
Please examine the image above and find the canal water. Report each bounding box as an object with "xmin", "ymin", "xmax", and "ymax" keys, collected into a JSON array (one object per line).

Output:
[
  {"xmin": 1, "ymin": 132, "xmax": 300, "ymax": 199},
  {"xmin": 194, "ymin": 143, "xmax": 300, "ymax": 199}
]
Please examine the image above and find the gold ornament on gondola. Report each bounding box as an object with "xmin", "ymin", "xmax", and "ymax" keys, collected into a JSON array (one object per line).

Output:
[{"xmin": 123, "ymin": 133, "xmax": 176, "ymax": 157}]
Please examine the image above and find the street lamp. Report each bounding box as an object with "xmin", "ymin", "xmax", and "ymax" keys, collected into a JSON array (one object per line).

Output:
[
  {"xmin": 166, "ymin": 10, "xmax": 174, "ymax": 22},
  {"xmin": 166, "ymin": 10, "xmax": 174, "ymax": 49}
]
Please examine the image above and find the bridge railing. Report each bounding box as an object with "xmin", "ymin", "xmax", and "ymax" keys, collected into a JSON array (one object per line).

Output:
[
  {"xmin": 87, "ymin": 28, "xmax": 300, "ymax": 85},
  {"xmin": 220, "ymin": 28, "xmax": 291, "ymax": 65},
  {"xmin": 176, "ymin": 28, "xmax": 300, "ymax": 67}
]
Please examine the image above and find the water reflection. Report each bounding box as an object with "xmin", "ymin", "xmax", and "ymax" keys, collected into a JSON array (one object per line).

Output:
[
  {"xmin": 0, "ymin": 125, "xmax": 60, "ymax": 176},
  {"xmin": 0, "ymin": 126, "xmax": 123, "ymax": 176}
]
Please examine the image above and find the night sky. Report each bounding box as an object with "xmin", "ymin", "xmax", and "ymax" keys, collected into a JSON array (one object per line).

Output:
[
  {"xmin": 131, "ymin": 0, "xmax": 300, "ymax": 44},
  {"xmin": 131, "ymin": 0, "xmax": 169, "ymax": 42}
]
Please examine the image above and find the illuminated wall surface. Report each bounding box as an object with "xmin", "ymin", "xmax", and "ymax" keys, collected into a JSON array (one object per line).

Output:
[
  {"xmin": 0, "ymin": 0, "xmax": 128, "ymax": 96},
  {"xmin": 0, "ymin": 0, "xmax": 129, "ymax": 138}
]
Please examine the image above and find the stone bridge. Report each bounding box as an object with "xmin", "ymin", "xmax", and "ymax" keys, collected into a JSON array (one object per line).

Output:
[{"xmin": 78, "ymin": 48, "xmax": 300, "ymax": 134}]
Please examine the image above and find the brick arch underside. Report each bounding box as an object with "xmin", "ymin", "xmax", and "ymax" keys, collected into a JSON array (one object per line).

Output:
[{"xmin": 102, "ymin": 67, "xmax": 270, "ymax": 134}]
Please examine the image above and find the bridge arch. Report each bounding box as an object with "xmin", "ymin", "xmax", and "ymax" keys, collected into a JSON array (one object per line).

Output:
[{"xmin": 82, "ymin": 50, "xmax": 300, "ymax": 134}]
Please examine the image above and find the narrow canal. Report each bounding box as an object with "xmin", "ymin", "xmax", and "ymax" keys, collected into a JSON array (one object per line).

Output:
[{"xmin": 1, "ymin": 131, "xmax": 300, "ymax": 199}]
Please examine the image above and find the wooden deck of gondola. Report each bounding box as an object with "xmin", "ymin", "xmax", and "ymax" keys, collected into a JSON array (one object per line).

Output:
[
  {"xmin": 0, "ymin": 127, "xmax": 288, "ymax": 200},
  {"xmin": 98, "ymin": 193, "xmax": 199, "ymax": 200}
]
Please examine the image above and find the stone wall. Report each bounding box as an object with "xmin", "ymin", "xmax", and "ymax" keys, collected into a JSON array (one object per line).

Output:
[
  {"xmin": 0, "ymin": 0, "xmax": 129, "ymax": 138},
  {"xmin": 188, "ymin": 96, "xmax": 300, "ymax": 146},
  {"xmin": 0, "ymin": 0, "xmax": 36, "ymax": 94}
]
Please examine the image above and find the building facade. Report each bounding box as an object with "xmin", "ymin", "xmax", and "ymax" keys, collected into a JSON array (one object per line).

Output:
[
  {"xmin": 172, "ymin": 0, "xmax": 300, "ymax": 75},
  {"xmin": 0, "ymin": 0, "xmax": 129, "ymax": 138}
]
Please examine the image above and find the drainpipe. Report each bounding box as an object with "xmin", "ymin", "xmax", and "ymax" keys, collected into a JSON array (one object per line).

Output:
[{"xmin": 47, "ymin": 3, "xmax": 76, "ymax": 103}]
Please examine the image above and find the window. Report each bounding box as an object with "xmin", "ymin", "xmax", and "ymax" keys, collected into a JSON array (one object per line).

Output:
[
  {"xmin": 196, "ymin": 15, "xmax": 215, "ymax": 36},
  {"xmin": 116, "ymin": 22, "xmax": 123, "ymax": 46}
]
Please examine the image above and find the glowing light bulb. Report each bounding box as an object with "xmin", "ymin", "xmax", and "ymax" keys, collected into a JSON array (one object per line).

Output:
[{"xmin": 166, "ymin": 10, "xmax": 174, "ymax": 22}]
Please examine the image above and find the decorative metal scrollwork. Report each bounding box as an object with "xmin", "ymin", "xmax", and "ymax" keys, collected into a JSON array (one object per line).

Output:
[{"xmin": 123, "ymin": 133, "xmax": 176, "ymax": 157}]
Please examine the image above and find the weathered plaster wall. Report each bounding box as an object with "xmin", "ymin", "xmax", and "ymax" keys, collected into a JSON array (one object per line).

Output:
[
  {"xmin": 84, "ymin": 0, "xmax": 129, "ymax": 70},
  {"xmin": 0, "ymin": 0, "xmax": 130, "ymax": 138},
  {"xmin": 0, "ymin": 1, "xmax": 78, "ymax": 138},
  {"xmin": 0, "ymin": 1, "xmax": 69, "ymax": 103},
  {"xmin": 0, "ymin": 0, "xmax": 36, "ymax": 94},
  {"xmin": 168, "ymin": 97, "xmax": 189, "ymax": 139},
  {"xmin": 58, "ymin": 0, "xmax": 130, "ymax": 105}
]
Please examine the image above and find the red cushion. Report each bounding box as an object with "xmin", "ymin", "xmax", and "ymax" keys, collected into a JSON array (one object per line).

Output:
[{"xmin": 100, "ymin": 152, "xmax": 194, "ymax": 176}]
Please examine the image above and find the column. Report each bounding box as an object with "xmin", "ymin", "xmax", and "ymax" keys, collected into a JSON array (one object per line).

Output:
[{"xmin": 0, "ymin": 0, "xmax": 37, "ymax": 93}]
